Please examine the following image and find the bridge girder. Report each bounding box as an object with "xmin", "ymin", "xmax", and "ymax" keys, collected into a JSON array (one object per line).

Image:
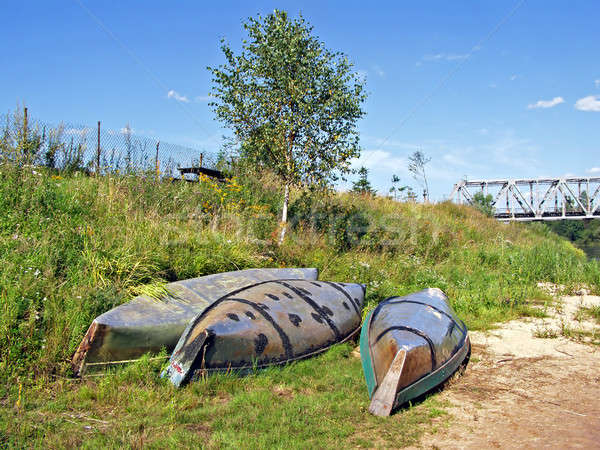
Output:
[{"xmin": 450, "ymin": 177, "xmax": 600, "ymax": 221}]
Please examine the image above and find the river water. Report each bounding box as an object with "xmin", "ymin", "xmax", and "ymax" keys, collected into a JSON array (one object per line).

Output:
[{"xmin": 581, "ymin": 245, "xmax": 600, "ymax": 261}]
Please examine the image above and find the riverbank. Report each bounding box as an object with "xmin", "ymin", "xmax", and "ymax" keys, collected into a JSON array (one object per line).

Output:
[
  {"xmin": 417, "ymin": 291, "xmax": 600, "ymax": 449},
  {"xmin": 541, "ymin": 219, "xmax": 600, "ymax": 260}
]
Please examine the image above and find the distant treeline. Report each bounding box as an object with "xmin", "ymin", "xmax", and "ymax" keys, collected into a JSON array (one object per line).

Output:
[{"xmin": 543, "ymin": 219, "xmax": 600, "ymax": 247}]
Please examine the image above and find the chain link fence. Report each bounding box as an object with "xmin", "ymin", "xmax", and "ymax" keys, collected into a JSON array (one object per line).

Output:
[{"xmin": 0, "ymin": 108, "xmax": 219, "ymax": 179}]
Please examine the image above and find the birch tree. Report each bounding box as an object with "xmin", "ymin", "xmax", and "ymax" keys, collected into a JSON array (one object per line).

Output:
[
  {"xmin": 408, "ymin": 150, "xmax": 431, "ymax": 202},
  {"xmin": 208, "ymin": 10, "xmax": 367, "ymax": 243}
]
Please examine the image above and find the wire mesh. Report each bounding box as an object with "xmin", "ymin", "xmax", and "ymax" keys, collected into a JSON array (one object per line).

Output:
[{"xmin": 0, "ymin": 110, "xmax": 218, "ymax": 179}]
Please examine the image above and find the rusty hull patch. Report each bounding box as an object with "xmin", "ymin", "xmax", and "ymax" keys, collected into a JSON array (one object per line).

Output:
[{"xmin": 71, "ymin": 321, "xmax": 107, "ymax": 376}]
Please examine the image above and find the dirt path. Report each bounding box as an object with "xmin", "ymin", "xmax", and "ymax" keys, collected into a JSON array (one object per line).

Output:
[{"xmin": 416, "ymin": 294, "xmax": 600, "ymax": 449}]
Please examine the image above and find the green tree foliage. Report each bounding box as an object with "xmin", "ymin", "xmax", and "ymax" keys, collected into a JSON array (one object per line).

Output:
[
  {"xmin": 545, "ymin": 219, "xmax": 600, "ymax": 246},
  {"xmin": 352, "ymin": 166, "xmax": 375, "ymax": 195},
  {"xmin": 541, "ymin": 190, "xmax": 600, "ymax": 248},
  {"xmin": 388, "ymin": 174, "xmax": 410, "ymax": 200},
  {"xmin": 472, "ymin": 192, "xmax": 494, "ymax": 217},
  {"xmin": 208, "ymin": 10, "xmax": 367, "ymax": 243}
]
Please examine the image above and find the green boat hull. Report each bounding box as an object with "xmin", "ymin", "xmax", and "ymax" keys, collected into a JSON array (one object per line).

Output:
[
  {"xmin": 360, "ymin": 288, "xmax": 469, "ymax": 415},
  {"xmin": 72, "ymin": 268, "xmax": 318, "ymax": 375}
]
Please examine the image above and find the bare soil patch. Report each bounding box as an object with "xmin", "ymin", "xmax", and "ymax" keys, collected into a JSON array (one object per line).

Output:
[{"xmin": 415, "ymin": 294, "xmax": 600, "ymax": 449}]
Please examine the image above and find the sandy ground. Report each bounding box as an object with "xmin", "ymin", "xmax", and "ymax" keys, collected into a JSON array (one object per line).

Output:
[{"xmin": 415, "ymin": 292, "xmax": 600, "ymax": 449}]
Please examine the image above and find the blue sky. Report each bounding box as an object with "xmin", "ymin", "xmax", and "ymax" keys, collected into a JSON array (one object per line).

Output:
[{"xmin": 2, "ymin": 1, "xmax": 599, "ymax": 199}]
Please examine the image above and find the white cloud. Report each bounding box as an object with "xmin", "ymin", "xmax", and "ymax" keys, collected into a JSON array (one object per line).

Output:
[
  {"xmin": 422, "ymin": 53, "xmax": 469, "ymax": 62},
  {"xmin": 372, "ymin": 65, "xmax": 385, "ymax": 77},
  {"xmin": 486, "ymin": 133, "xmax": 540, "ymax": 171},
  {"xmin": 418, "ymin": 49, "xmax": 479, "ymax": 66},
  {"xmin": 342, "ymin": 128, "xmax": 550, "ymax": 200},
  {"xmin": 344, "ymin": 150, "xmax": 407, "ymax": 195},
  {"xmin": 510, "ymin": 74, "xmax": 518, "ymax": 81},
  {"xmin": 527, "ymin": 96, "xmax": 564, "ymax": 109},
  {"xmin": 352, "ymin": 149, "xmax": 407, "ymax": 171},
  {"xmin": 587, "ymin": 167, "xmax": 600, "ymax": 174},
  {"xmin": 195, "ymin": 95, "xmax": 213, "ymax": 102},
  {"xmin": 423, "ymin": 54, "xmax": 444, "ymax": 61},
  {"xmin": 441, "ymin": 152, "xmax": 472, "ymax": 168},
  {"xmin": 595, "ymin": 79, "xmax": 600, "ymax": 88},
  {"xmin": 575, "ymin": 95, "xmax": 600, "ymax": 112},
  {"xmin": 445, "ymin": 54, "xmax": 470, "ymax": 61},
  {"xmin": 488, "ymin": 83, "xmax": 497, "ymax": 89},
  {"xmin": 167, "ymin": 89, "xmax": 190, "ymax": 103},
  {"xmin": 353, "ymin": 147, "xmax": 469, "ymax": 192},
  {"xmin": 369, "ymin": 137, "xmax": 420, "ymax": 151}
]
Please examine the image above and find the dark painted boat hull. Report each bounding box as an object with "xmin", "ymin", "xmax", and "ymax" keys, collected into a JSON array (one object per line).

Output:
[
  {"xmin": 72, "ymin": 268, "xmax": 318, "ymax": 375},
  {"xmin": 360, "ymin": 288, "xmax": 469, "ymax": 416},
  {"xmin": 163, "ymin": 279, "xmax": 365, "ymax": 387}
]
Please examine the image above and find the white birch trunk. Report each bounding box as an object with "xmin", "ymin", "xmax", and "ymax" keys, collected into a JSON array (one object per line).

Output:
[{"xmin": 278, "ymin": 182, "xmax": 290, "ymax": 245}]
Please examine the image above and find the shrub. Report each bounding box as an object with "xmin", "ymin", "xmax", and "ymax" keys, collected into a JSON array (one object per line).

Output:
[
  {"xmin": 289, "ymin": 191, "xmax": 370, "ymax": 251},
  {"xmin": 472, "ymin": 192, "xmax": 494, "ymax": 217}
]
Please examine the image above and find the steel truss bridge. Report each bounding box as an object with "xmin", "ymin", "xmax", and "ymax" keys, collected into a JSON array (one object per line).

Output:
[{"xmin": 450, "ymin": 177, "xmax": 600, "ymax": 221}]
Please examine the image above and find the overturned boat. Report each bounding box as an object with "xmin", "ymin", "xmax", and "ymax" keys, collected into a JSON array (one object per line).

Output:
[
  {"xmin": 360, "ymin": 288, "xmax": 470, "ymax": 416},
  {"xmin": 163, "ymin": 279, "xmax": 365, "ymax": 387},
  {"xmin": 72, "ymin": 268, "xmax": 318, "ymax": 375}
]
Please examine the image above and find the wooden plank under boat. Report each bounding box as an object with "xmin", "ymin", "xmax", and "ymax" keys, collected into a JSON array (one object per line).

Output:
[
  {"xmin": 71, "ymin": 268, "xmax": 318, "ymax": 376},
  {"xmin": 360, "ymin": 288, "xmax": 470, "ymax": 416},
  {"xmin": 163, "ymin": 279, "xmax": 365, "ymax": 387}
]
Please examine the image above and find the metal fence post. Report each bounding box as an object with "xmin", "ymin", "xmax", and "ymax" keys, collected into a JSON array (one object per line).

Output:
[
  {"xmin": 22, "ymin": 107, "xmax": 28, "ymax": 152},
  {"xmin": 155, "ymin": 140, "xmax": 160, "ymax": 181},
  {"xmin": 97, "ymin": 121, "xmax": 101, "ymax": 174}
]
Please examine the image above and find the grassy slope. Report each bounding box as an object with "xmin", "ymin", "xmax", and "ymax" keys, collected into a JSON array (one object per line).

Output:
[{"xmin": 1, "ymin": 166, "xmax": 599, "ymax": 447}]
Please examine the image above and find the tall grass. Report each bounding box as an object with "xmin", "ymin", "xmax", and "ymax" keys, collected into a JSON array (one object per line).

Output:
[
  {"xmin": 1, "ymin": 158, "xmax": 599, "ymax": 382},
  {"xmin": 0, "ymin": 162, "xmax": 283, "ymax": 382}
]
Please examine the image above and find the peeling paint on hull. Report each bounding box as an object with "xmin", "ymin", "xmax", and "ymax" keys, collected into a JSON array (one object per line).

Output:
[
  {"xmin": 163, "ymin": 280, "xmax": 366, "ymax": 387},
  {"xmin": 72, "ymin": 268, "xmax": 318, "ymax": 375}
]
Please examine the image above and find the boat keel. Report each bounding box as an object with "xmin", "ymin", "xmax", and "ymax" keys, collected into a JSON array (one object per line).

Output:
[{"xmin": 368, "ymin": 349, "xmax": 407, "ymax": 417}]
